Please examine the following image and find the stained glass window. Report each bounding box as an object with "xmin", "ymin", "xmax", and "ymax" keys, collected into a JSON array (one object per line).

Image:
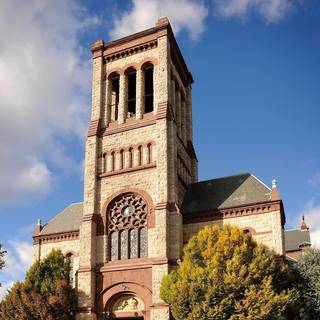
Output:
[
  {"xmin": 108, "ymin": 193, "xmax": 148, "ymax": 261},
  {"xmin": 129, "ymin": 229, "xmax": 138, "ymax": 259},
  {"xmin": 139, "ymin": 227, "xmax": 147, "ymax": 258},
  {"xmin": 120, "ymin": 230, "xmax": 127, "ymax": 260},
  {"xmin": 110, "ymin": 232, "xmax": 118, "ymax": 261}
]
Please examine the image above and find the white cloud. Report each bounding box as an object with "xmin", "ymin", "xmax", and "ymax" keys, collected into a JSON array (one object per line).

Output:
[
  {"xmin": 309, "ymin": 172, "xmax": 320, "ymax": 187},
  {"xmin": 0, "ymin": 281, "xmax": 14, "ymax": 301},
  {"xmin": 304, "ymin": 205, "xmax": 320, "ymax": 248},
  {"xmin": 212, "ymin": 0, "xmax": 293, "ymax": 23},
  {"xmin": 109, "ymin": 0, "xmax": 208, "ymax": 41},
  {"xmin": 0, "ymin": 240, "xmax": 33, "ymax": 299},
  {"xmin": 0, "ymin": 0, "xmax": 99, "ymax": 204}
]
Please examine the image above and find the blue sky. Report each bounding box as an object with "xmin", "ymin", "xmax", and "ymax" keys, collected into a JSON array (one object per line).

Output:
[{"xmin": 0, "ymin": 0, "xmax": 320, "ymax": 297}]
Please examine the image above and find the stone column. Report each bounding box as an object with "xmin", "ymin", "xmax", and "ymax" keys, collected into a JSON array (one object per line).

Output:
[
  {"xmin": 136, "ymin": 69, "xmax": 144, "ymax": 119},
  {"xmin": 118, "ymin": 74, "xmax": 127, "ymax": 124},
  {"xmin": 181, "ymin": 100, "xmax": 187, "ymax": 145},
  {"xmin": 186, "ymin": 85, "xmax": 193, "ymax": 142},
  {"xmin": 170, "ymin": 80, "xmax": 176, "ymax": 118},
  {"xmin": 176, "ymin": 90, "xmax": 181, "ymax": 137}
]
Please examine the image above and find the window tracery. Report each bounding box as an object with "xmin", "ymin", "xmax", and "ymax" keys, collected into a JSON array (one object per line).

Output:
[{"xmin": 108, "ymin": 193, "xmax": 148, "ymax": 260}]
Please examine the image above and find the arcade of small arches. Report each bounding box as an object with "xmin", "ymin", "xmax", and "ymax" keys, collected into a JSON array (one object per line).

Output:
[{"xmin": 102, "ymin": 141, "xmax": 155, "ymax": 174}]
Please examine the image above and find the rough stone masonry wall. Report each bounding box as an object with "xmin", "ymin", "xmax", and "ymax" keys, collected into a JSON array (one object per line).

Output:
[
  {"xmin": 36, "ymin": 239, "xmax": 80, "ymax": 284},
  {"xmin": 183, "ymin": 210, "xmax": 284, "ymax": 255},
  {"xmin": 93, "ymin": 34, "xmax": 173, "ymax": 319}
]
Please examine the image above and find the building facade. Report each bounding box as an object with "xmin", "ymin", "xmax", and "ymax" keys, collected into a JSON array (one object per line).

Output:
[{"xmin": 33, "ymin": 18, "xmax": 305, "ymax": 320}]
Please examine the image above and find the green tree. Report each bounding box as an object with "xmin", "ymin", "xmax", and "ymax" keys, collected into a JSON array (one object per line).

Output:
[
  {"xmin": 0, "ymin": 249, "xmax": 76, "ymax": 320},
  {"xmin": 295, "ymin": 248, "xmax": 320, "ymax": 319},
  {"xmin": 160, "ymin": 225, "xmax": 300, "ymax": 320}
]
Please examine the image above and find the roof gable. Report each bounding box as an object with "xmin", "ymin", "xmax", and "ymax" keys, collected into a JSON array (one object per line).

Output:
[
  {"xmin": 182, "ymin": 173, "xmax": 272, "ymax": 215},
  {"xmin": 40, "ymin": 202, "xmax": 83, "ymax": 235}
]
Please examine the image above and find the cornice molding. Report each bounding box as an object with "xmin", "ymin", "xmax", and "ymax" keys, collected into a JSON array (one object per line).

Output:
[
  {"xmin": 33, "ymin": 230, "xmax": 79, "ymax": 245},
  {"xmin": 183, "ymin": 200, "xmax": 284, "ymax": 225}
]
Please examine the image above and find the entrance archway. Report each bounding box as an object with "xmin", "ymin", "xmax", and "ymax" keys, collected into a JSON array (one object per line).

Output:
[{"xmin": 106, "ymin": 293, "xmax": 145, "ymax": 319}]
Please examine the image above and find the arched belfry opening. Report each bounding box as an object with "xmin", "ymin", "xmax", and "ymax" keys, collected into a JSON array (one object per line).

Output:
[
  {"xmin": 125, "ymin": 67, "xmax": 137, "ymax": 117},
  {"xmin": 106, "ymin": 294, "xmax": 145, "ymax": 319},
  {"xmin": 142, "ymin": 63, "xmax": 154, "ymax": 113}
]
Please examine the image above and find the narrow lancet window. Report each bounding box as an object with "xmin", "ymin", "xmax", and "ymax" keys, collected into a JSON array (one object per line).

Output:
[
  {"xmin": 144, "ymin": 64, "xmax": 154, "ymax": 113},
  {"xmin": 139, "ymin": 227, "xmax": 147, "ymax": 258},
  {"xmin": 109, "ymin": 73, "xmax": 120, "ymax": 122},
  {"xmin": 126, "ymin": 67, "xmax": 136, "ymax": 117},
  {"xmin": 110, "ymin": 231, "xmax": 118, "ymax": 261}
]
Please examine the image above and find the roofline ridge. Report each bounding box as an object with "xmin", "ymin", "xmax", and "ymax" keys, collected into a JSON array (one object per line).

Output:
[
  {"xmin": 191, "ymin": 172, "xmax": 251, "ymax": 186},
  {"xmin": 285, "ymin": 228, "xmax": 310, "ymax": 232},
  {"xmin": 41, "ymin": 201, "xmax": 83, "ymax": 228},
  {"xmin": 250, "ymin": 174, "xmax": 272, "ymax": 191}
]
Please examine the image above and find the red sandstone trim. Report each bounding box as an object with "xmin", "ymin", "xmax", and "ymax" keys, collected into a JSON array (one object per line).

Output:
[
  {"xmin": 78, "ymin": 266, "xmax": 96, "ymax": 273},
  {"xmin": 105, "ymin": 39, "xmax": 158, "ymax": 63},
  {"xmin": 183, "ymin": 200, "xmax": 284, "ymax": 225},
  {"xmin": 102, "ymin": 114, "xmax": 156, "ymax": 136},
  {"xmin": 82, "ymin": 213, "xmax": 100, "ymax": 223},
  {"xmin": 87, "ymin": 119, "xmax": 100, "ymax": 137},
  {"xmin": 33, "ymin": 230, "xmax": 79, "ymax": 245},
  {"xmin": 76, "ymin": 307, "xmax": 97, "ymax": 314},
  {"xmin": 156, "ymin": 101, "xmax": 174, "ymax": 121},
  {"xmin": 99, "ymin": 162, "xmax": 156, "ymax": 178},
  {"xmin": 99, "ymin": 257, "xmax": 168, "ymax": 272},
  {"xmin": 154, "ymin": 202, "xmax": 176, "ymax": 211}
]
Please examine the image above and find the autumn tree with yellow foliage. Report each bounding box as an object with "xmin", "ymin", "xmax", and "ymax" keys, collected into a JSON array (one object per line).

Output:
[{"xmin": 160, "ymin": 225, "xmax": 302, "ymax": 320}]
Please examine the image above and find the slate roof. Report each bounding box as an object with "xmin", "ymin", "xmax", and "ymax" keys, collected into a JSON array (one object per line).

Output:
[
  {"xmin": 284, "ymin": 229, "xmax": 311, "ymax": 252},
  {"xmin": 181, "ymin": 173, "xmax": 272, "ymax": 215},
  {"xmin": 40, "ymin": 202, "xmax": 83, "ymax": 235}
]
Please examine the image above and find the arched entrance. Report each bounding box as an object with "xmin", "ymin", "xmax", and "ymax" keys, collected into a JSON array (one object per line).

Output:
[{"xmin": 106, "ymin": 293, "xmax": 145, "ymax": 319}]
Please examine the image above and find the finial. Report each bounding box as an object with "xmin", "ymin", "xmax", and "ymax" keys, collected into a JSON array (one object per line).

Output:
[
  {"xmin": 37, "ymin": 218, "xmax": 42, "ymax": 226},
  {"xmin": 270, "ymin": 178, "xmax": 281, "ymax": 200},
  {"xmin": 301, "ymin": 214, "xmax": 309, "ymax": 231},
  {"xmin": 272, "ymin": 179, "xmax": 277, "ymax": 188}
]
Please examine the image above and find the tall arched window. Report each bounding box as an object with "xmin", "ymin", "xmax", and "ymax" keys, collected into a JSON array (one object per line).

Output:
[
  {"xmin": 125, "ymin": 67, "xmax": 136, "ymax": 116},
  {"xmin": 108, "ymin": 72, "xmax": 120, "ymax": 122},
  {"xmin": 143, "ymin": 63, "xmax": 154, "ymax": 113},
  {"xmin": 65, "ymin": 252, "xmax": 75, "ymax": 285},
  {"xmin": 108, "ymin": 193, "xmax": 148, "ymax": 261}
]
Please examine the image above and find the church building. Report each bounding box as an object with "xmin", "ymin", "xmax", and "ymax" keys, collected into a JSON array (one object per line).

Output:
[{"xmin": 33, "ymin": 18, "xmax": 310, "ymax": 320}]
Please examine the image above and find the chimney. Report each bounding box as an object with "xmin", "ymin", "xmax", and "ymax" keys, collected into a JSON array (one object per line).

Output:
[{"xmin": 33, "ymin": 218, "xmax": 42, "ymax": 237}]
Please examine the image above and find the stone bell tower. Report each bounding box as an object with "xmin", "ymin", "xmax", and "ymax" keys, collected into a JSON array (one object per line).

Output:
[{"xmin": 77, "ymin": 17, "xmax": 197, "ymax": 320}]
